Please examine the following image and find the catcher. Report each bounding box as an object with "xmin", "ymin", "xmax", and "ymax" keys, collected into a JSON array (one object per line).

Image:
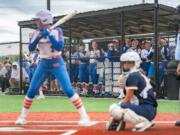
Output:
[{"xmin": 106, "ymin": 51, "xmax": 157, "ymax": 132}]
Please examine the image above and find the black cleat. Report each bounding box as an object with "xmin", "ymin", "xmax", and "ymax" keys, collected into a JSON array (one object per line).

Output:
[
  {"xmin": 106, "ymin": 117, "xmax": 121, "ymax": 131},
  {"xmin": 116, "ymin": 121, "xmax": 126, "ymax": 131}
]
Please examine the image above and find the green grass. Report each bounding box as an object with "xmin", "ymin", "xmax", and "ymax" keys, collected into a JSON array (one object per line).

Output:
[{"xmin": 0, "ymin": 95, "xmax": 179, "ymax": 113}]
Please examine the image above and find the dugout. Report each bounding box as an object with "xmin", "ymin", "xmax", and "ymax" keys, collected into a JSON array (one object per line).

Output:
[{"xmin": 18, "ymin": 3, "xmax": 179, "ymax": 96}]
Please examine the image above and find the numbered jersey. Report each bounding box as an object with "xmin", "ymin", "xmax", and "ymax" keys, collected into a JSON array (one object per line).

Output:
[
  {"xmin": 31, "ymin": 28, "xmax": 62, "ymax": 59},
  {"xmin": 125, "ymin": 71, "xmax": 157, "ymax": 107}
]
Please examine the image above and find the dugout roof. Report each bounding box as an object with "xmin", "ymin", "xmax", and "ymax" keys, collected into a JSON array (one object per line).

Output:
[{"xmin": 18, "ymin": 3, "xmax": 178, "ymax": 39}]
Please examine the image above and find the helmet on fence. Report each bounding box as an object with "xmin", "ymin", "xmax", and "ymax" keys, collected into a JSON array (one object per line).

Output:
[
  {"xmin": 34, "ymin": 10, "xmax": 53, "ymax": 24},
  {"xmin": 120, "ymin": 51, "xmax": 141, "ymax": 73}
]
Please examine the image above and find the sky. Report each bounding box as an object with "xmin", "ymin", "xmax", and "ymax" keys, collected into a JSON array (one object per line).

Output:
[{"xmin": 0, "ymin": 0, "xmax": 179, "ymax": 43}]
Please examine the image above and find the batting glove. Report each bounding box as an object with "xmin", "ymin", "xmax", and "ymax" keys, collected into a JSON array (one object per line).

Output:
[{"xmin": 40, "ymin": 29, "xmax": 50, "ymax": 37}]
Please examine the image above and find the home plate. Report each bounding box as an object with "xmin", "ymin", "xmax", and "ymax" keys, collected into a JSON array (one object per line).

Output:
[{"xmin": 0, "ymin": 127, "xmax": 24, "ymax": 131}]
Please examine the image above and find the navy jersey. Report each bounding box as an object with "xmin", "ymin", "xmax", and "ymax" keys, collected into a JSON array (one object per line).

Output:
[{"xmin": 126, "ymin": 72, "xmax": 157, "ymax": 107}]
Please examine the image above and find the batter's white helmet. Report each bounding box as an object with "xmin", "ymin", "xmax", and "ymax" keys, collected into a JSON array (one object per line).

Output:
[
  {"xmin": 34, "ymin": 10, "xmax": 53, "ymax": 24},
  {"xmin": 120, "ymin": 51, "xmax": 141, "ymax": 69}
]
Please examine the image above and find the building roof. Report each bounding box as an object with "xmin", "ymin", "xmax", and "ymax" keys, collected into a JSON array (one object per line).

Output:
[{"xmin": 18, "ymin": 3, "xmax": 178, "ymax": 39}]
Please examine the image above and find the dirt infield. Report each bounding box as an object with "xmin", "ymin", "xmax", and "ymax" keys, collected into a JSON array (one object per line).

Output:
[{"xmin": 0, "ymin": 112, "xmax": 179, "ymax": 135}]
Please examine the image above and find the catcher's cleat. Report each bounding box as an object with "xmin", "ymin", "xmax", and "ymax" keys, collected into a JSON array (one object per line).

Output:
[
  {"xmin": 132, "ymin": 121, "xmax": 155, "ymax": 132},
  {"xmin": 116, "ymin": 121, "xmax": 126, "ymax": 131},
  {"xmin": 106, "ymin": 117, "xmax": 121, "ymax": 131}
]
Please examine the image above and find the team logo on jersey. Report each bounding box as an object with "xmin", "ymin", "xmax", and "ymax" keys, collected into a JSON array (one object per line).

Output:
[{"xmin": 53, "ymin": 63, "xmax": 60, "ymax": 67}]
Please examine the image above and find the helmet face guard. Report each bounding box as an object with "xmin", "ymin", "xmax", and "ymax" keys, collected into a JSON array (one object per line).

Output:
[
  {"xmin": 120, "ymin": 51, "xmax": 141, "ymax": 74},
  {"xmin": 121, "ymin": 61, "xmax": 135, "ymax": 72}
]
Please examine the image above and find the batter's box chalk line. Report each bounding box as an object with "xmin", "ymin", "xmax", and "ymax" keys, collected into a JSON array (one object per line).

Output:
[
  {"xmin": 0, "ymin": 120, "xmax": 98, "ymax": 125},
  {"xmin": 0, "ymin": 120, "xmax": 98, "ymax": 135},
  {"xmin": 0, "ymin": 127, "xmax": 76, "ymax": 133},
  {"xmin": 61, "ymin": 130, "xmax": 78, "ymax": 135}
]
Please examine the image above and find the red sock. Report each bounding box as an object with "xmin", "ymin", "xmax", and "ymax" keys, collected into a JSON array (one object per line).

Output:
[
  {"xmin": 23, "ymin": 96, "xmax": 33, "ymax": 109},
  {"xmin": 71, "ymin": 97, "xmax": 83, "ymax": 109}
]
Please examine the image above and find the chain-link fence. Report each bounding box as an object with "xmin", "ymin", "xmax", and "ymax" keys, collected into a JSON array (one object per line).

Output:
[
  {"xmin": 65, "ymin": 56, "xmax": 122, "ymax": 97},
  {"xmin": 0, "ymin": 40, "xmax": 177, "ymax": 98}
]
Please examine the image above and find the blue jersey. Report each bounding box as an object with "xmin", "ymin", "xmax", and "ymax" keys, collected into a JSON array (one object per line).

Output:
[
  {"xmin": 78, "ymin": 51, "xmax": 89, "ymax": 64},
  {"xmin": 126, "ymin": 71, "xmax": 157, "ymax": 107},
  {"xmin": 107, "ymin": 48, "xmax": 120, "ymax": 62},
  {"xmin": 122, "ymin": 45, "xmax": 129, "ymax": 53},
  {"xmin": 161, "ymin": 45, "xmax": 170, "ymax": 61}
]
